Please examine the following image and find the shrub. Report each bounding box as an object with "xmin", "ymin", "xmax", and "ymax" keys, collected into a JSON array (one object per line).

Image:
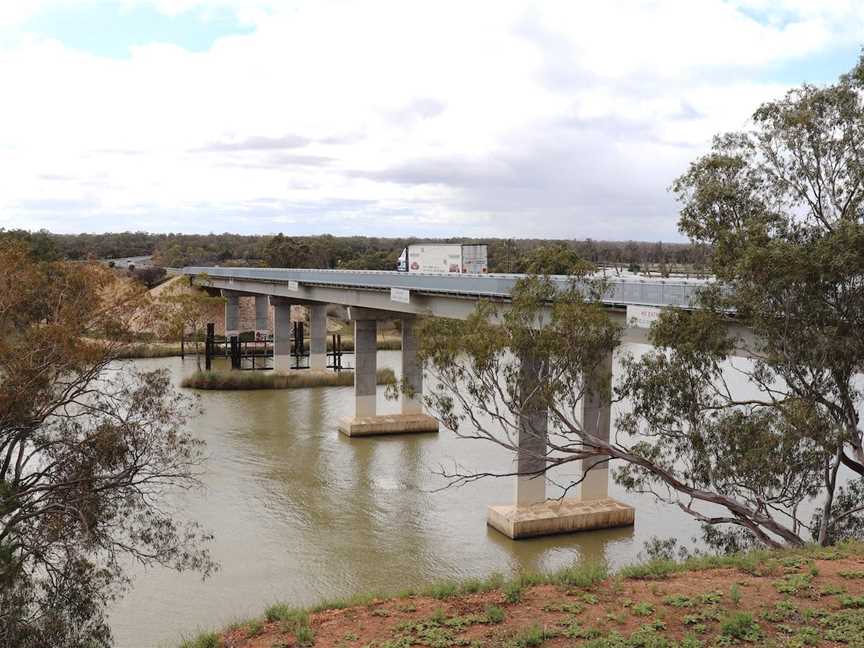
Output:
[
  {"xmin": 295, "ymin": 624, "xmax": 315, "ymax": 646},
  {"xmin": 426, "ymin": 581, "xmax": 458, "ymax": 599},
  {"xmin": 720, "ymin": 612, "xmax": 761, "ymax": 641},
  {"xmin": 266, "ymin": 603, "xmax": 308, "ymax": 627},
  {"xmin": 179, "ymin": 632, "xmax": 220, "ymax": 648},
  {"xmin": 510, "ymin": 624, "xmax": 549, "ymax": 648},
  {"xmin": 504, "ymin": 579, "xmax": 524, "ymax": 604},
  {"xmin": 729, "ymin": 584, "xmax": 741, "ymax": 607},
  {"xmin": 486, "ymin": 605, "xmax": 506, "ymax": 624}
]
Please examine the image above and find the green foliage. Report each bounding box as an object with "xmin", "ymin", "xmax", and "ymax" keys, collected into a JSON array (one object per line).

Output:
[
  {"xmin": 773, "ymin": 574, "xmax": 813, "ymax": 596},
  {"xmin": 542, "ymin": 601, "xmax": 585, "ymax": 614},
  {"xmin": 179, "ymin": 632, "xmax": 221, "ymax": 648},
  {"xmin": 620, "ymin": 559, "xmax": 679, "ymax": 581},
  {"xmin": 508, "ymin": 623, "xmax": 550, "ymax": 648},
  {"xmin": 551, "ymin": 561, "xmax": 608, "ymax": 588},
  {"xmin": 295, "ymin": 624, "xmax": 315, "ymax": 646},
  {"xmin": 729, "ymin": 584, "xmax": 741, "ymax": 607},
  {"xmin": 840, "ymin": 570, "xmax": 864, "ymax": 579},
  {"xmin": 245, "ymin": 619, "xmax": 265, "ymax": 638},
  {"xmin": 719, "ymin": 612, "xmax": 761, "ymax": 641},
  {"xmin": 520, "ymin": 244, "xmax": 593, "ymax": 276},
  {"xmin": 416, "ymin": 271, "xmax": 621, "ymax": 493},
  {"xmin": 426, "ymin": 582, "xmax": 458, "ymax": 600},
  {"xmin": 485, "ymin": 605, "xmax": 505, "ymax": 624},
  {"xmin": 618, "ymin": 54, "xmax": 864, "ymax": 550},
  {"xmin": 503, "ymin": 579, "xmax": 524, "ymax": 604},
  {"xmin": 0, "ymin": 242, "xmax": 213, "ymax": 647}
]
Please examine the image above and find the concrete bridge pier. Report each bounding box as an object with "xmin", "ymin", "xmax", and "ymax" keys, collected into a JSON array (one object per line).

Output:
[
  {"xmin": 400, "ymin": 317, "xmax": 424, "ymax": 415},
  {"xmin": 581, "ymin": 350, "xmax": 614, "ymax": 501},
  {"xmin": 271, "ymin": 297, "xmax": 294, "ymax": 372},
  {"xmin": 487, "ymin": 349, "xmax": 635, "ymax": 539},
  {"xmin": 338, "ymin": 309, "xmax": 438, "ymax": 437},
  {"xmin": 309, "ymin": 304, "xmax": 327, "ymax": 371},
  {"xmin": 254, "ymin": 295, "xmax": 269, "ymax": 340},
  {"xmin": 223, "ymin": 291, "xmax": 240, "ymax": 338}
]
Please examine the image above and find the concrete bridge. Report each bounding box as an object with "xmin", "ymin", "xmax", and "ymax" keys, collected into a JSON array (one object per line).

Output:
[{"xmin": 181, "ymin": 266, "xmax": 712, "ymax": 540}]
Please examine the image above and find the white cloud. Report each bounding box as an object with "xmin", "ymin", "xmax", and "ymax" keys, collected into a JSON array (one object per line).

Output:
[{"xmin": 0, "ymin": 0, "xmax": 861, "ymax": 238}]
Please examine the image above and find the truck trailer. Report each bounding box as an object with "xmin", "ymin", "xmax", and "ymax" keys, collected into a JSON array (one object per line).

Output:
[{"xmin": 397, "ymin": 244, "xmax": 488, "ymax": 274}]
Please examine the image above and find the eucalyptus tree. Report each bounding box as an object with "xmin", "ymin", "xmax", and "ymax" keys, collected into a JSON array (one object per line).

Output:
[
  {"xmin": 0, "ymin": 241, "xmax": 213, "ymax": 648},
  {"xmin": 418, "ymin": 57, "xmax": 864, "ymax": 550},
  {"xmin": 618, "ymin": 56, "xmax": 864, "ymax": 549},
  {"xmin": 417, "ymin": 271, "xmax": 621, "ymax": 493}
]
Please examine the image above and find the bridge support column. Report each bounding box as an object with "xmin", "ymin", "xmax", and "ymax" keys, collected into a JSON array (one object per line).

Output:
[
  {"xmin": 581, "ymin": 350, "xmax": 613, "ymax": 501},
  {"xmin": 487, "ymin": 349, "xmax": 634, "ymax": 540},
  {"xmin": 400, "ymin": 318, "xmax": 424, "ymax": 415},
  {"xmin": 513, "ymin": 350, "xmax": 547, "ymax": 508},
  {"xmin": 354, "ymin": 319, "xmax": 378, "ymax": 418},
  {"xmin": 254, "ymin": 295, "xmax": 269, "ymax": 339},
  {"xmin": 224, "ymin": 292, "xmax": 240, "ymax": 337},
  {"xmin": 272, "ymin": 299, "xmax": 293, "ymax": 372},
  {"xmin": 338, "ymin": 309, "xmax": 438, "ymax": 437},
  {"xmin": 309, "ymin": 305, "xmax": 327, "ymax": 371}
]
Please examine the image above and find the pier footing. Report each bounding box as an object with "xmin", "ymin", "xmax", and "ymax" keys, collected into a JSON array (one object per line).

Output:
[
  {"xmin": 487, "ymin": 497, "xmax": 635, "ymax": 539},
  {"xmin": 338, "ymin": 413, "xmax": 440, "ymax": 437}
]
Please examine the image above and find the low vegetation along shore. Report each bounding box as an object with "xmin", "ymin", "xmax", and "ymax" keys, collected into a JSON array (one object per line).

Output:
[
  {"xmin": 116, "ymin": 337, "xmax": 403, "ymax": 359},
  {"xmin": 180, "ymin": 542, "xmax": 864, "ymax": 648},
  {"xmin": 181, "ymin": 368, "xmax": 396, "ymax": 390}
]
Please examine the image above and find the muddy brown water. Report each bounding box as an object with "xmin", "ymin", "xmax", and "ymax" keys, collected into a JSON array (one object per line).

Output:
[{"xmin": 108, "ymin": 348, "xmax": 737, "ymax": 647}]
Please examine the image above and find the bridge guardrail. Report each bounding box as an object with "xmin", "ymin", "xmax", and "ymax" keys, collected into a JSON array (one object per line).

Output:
[{"xmin": 181, "ymin": 267, "xmax": 713, "ymax": 309}]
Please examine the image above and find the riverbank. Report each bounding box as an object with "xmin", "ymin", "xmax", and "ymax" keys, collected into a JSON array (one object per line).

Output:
[
  {"xmin": 180, "ymin": 542, "xmax": 864, "ymax": 648},
  {"xmin": 181, "ymin": 368, "xmax": 396, "ymax": 390}
]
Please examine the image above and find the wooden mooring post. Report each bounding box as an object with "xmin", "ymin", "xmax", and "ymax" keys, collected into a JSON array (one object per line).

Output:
[{"xmin": 205, "ymin": 323, "xmax": 214, "ymax": 371}]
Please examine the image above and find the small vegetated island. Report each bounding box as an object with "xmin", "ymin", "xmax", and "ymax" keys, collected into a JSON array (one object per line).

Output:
[{"xmin": 180, "ymin": 368, "xmax": 396, "ymax": 391}]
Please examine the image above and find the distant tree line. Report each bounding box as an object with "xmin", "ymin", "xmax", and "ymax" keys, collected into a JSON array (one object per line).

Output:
[{"xmin": 0, "ymin": 229, "xmax": 711, "ymax": 274}]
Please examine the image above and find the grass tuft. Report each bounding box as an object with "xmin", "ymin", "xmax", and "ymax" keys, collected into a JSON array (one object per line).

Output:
[
  {"xmin": 551, "ymin": 561, "xmax": 608, "ymax": 588},
  {"xmin": 619, "ymin": 558, "xmax": 679, "ymax": 581},
  {"xmin": 178, "ymin": 632, "xmax": 220, "ymax": 648},
  {"xmin": 486, "ymin": 605, "xmax": 506, "ymax": 624}
]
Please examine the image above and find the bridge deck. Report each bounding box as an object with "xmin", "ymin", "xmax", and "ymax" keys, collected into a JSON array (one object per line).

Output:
[{"xmin": 181, "ymin": 267, "xmax": 711, "ymax": 309}]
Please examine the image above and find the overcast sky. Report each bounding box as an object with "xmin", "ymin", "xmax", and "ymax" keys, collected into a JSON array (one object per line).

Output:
[{"xmin": 0, "ymin": 1, "xmax": 861, "ymax": 240}]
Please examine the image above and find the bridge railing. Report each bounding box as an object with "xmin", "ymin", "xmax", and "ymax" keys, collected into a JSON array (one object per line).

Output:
[{"xmin": 181, "ymin": 266, "xmax": 714, "ymax": 309}]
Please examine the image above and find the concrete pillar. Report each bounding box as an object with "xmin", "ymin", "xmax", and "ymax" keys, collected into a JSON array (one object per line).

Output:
[
  {"xmin": 273, "ymin": 301, "xmax": 293, "ymax": 371},
  {"xmin": 581, "ymin": 350, "xmax": 613, "ymax": 501},
  {"xmin": 254, "ymin": 295, "xmax": 269, "ymax": 338},
  {"xmin": 514, "ymin": 350, "xmax": 547, "ymax": 507},
  {"xmin": 224, "ymin": 293, "xmax": 240, "ymax": 336},
  {"xmin": 354, "ymin": 319, "xmax": 377, "ymax": 418},
  {"xmin": 309, "ymin": 304, "xmax": 327, "ymax": 371},
  {"xmin": 401, "ymin": 318, "xmax": 423, "ymax": 415},
  {"xmin": 488, "ymin": 347, "xmax": 632, "ymax": 539}
]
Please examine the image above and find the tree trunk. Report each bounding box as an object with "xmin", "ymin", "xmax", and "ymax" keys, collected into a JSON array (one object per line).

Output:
[{"xmin": 819, "ymin": 449, "xmax": 843, "ymax": 546}]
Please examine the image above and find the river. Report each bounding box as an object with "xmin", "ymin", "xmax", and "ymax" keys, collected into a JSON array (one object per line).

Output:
[{"xmin": 108, "ymin": 347, "xmax": 725, "ymax": 648}]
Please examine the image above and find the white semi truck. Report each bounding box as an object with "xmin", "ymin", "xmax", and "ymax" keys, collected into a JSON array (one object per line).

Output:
[{"xmin": 397, "ymin": 244, "xmax": 489, "ymax": 274}]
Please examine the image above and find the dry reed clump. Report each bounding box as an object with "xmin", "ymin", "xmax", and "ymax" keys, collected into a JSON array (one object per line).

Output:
[{"xmin": 181, "ymin": 368, "xmax": 396, "ymax": 390}]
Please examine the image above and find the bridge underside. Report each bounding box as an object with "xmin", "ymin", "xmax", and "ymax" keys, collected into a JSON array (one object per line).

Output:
[{"xmin": 200, "ymin": 270, "xmax": 656, "ymax": 540}]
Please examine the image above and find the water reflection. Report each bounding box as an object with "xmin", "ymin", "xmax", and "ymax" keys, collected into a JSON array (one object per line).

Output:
[{"xmin": 109, "ymin": 349, "xmax": 699, "ymax": 648}]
